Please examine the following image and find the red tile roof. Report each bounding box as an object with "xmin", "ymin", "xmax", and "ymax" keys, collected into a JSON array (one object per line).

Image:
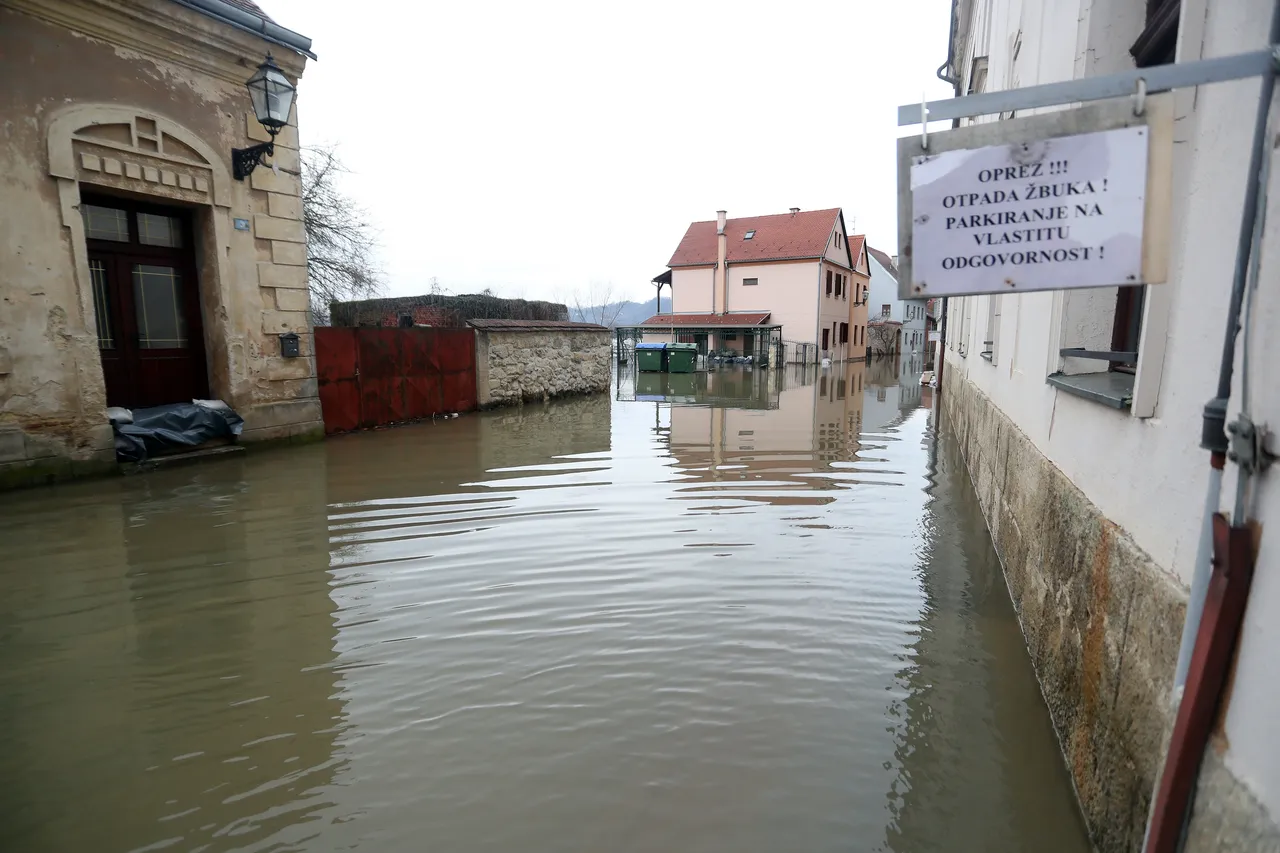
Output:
[
  {"xmin": 850, "ymin": 235, "xmax": 867, "ymax": 266},
  {"xmin": 641, "ymin": 312, "xmax": 771, "ymax": 327},
  {"xmin": 667, "ymin": 209, "xmax": 842, "ymax": 267}
]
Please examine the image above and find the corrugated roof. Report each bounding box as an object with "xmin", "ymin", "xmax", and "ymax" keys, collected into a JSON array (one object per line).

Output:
[
  {"xmin": 468, "ymin": 319, "xmax": 607, "ymax": 332},
  {"xmin": 640, "ymin": 312, "xmax": 771, "ymax": 327},
  {"xmin": 667, "ymin": 209, "xmax": 841, "ymax": 267}
]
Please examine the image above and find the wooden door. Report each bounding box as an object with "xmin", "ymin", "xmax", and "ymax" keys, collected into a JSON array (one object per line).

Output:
[{"xmin": 81, "ymin": 195, "xmax": 209, "ymax": 408}]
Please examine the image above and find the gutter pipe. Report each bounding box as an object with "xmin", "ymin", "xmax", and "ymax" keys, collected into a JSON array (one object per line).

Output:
[{"xmin": 170, "ymin": 0, "xmax": 317, "ymax": 59}]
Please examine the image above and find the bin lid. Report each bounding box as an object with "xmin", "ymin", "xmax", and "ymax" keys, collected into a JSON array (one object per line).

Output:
[
  {"xmin": 667, "ymin": 343, "xmax": 698, "ymax": 351},
  {"xmin": 635, "ymin": 343, "xmax": 667, "ymax": 350}
]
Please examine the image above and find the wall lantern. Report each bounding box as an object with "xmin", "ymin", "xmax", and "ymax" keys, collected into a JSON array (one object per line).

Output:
[{"xmin": 232, "ymin": 53, "xmax": 296, "ymax": 181}]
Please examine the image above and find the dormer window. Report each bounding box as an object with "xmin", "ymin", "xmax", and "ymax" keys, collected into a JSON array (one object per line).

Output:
[{"xmin": 744, "ymin": 230, "xmax": 756, "ymax": 240}]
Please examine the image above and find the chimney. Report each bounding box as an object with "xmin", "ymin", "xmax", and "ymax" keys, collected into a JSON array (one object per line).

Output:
[
  {"xmin": 715, "ymin": 210, "xmax": 728, "ymax": 315},
  {"xmin": 790, "ymin": 207, "xmax": 800, "ymax": 216}
]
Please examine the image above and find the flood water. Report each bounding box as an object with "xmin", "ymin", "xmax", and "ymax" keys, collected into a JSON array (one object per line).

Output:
[{"xmin": 0, "ymin": 358, "xmax": 1091, "ymax": 853}]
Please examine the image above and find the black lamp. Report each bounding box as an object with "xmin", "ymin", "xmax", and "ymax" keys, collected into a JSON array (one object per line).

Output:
[{"xmin": 232, "ymin": 54, "xmax": 297, "ymax": 180}]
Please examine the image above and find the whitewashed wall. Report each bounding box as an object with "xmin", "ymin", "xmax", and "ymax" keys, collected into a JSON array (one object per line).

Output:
[{"xmin": 944, "ymin": 0, "xmax": 1280, "ymax": 822}]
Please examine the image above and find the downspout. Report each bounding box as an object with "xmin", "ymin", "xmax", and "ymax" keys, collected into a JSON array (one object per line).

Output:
[
  {"xmin": 1143, "ymin": 2, "xmax": 1280, "ymax": 851},
  {"xmin": 815, "ymin": 260, "xmax": 824, "ymax": 366},
  {"xmin": 934, "ymin": 0, "xmax": 962, "ymax": 398}
]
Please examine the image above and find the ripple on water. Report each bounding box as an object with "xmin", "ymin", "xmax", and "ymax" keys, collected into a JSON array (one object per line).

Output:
[{"xmin": 0, "ymin": 364, "xmax": 1089, "ymax": 853}]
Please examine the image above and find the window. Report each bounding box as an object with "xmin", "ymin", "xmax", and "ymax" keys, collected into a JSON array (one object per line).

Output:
[
  {"xmin": 826, "ymin": 270, "xmax": 833, "ymax": 295},
  {"xmin": 835, "ymin": 233, "xmax": 843, "ymax": 249},
  {"xmin": 835, "ymin": 276, "xmax": 842, "ymax": 298},
  {"xmin": 881, "ymin": 304, "xmax": 891, "ymax": 319},
  {"xmin": 981, "ymin": 295, "xmax": 1001, "ymax": 363},
  {"xmin": 822, "ymin": 328, "xmax": 830, "ymax": 350},
  {"xmin": 89, "ymin": 259, "xmax": 114, "ymax": 349},
  {"xmin": 840, "ymin": 322, "xmax": 849, "ymax": 344},
  {"xmin": 967, "ymin": 56, "xmax": 989, "ymax": 95},
  {"xmin": 138, "ymin": 212, "xmax": 182, "ymax": 247},
  {"xmin": 1111, "ymin": 286, "xmax": 1144, "ymax": 372},
  {"xmin": 1131, "ymin": 0, "xmax": 1179, "ymax": 67},
  {"xmin": 132, "ymin": 264, "xmax": 188, "ymax": 348},
  {"xmin": 82, "ymin": 204, "xmax": 129, "ymax": 242},
  {"xmin": 744, "ymin": 229, "xmax": 756, "ymax": 240},
  {"xmin": 743, "ymin": 277, "xmax": 758, "ymax": 286}
]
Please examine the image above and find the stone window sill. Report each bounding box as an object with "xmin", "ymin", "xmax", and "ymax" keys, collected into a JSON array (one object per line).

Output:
[{"xmin": 1046, "ymin": 371, "xmax": 1134, "ymax": 410}]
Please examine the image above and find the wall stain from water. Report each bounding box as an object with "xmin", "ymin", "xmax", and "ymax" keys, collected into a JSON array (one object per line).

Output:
[{"xmin": 0, "ymin": 359, "xmax": 1091, "ymax": 853}]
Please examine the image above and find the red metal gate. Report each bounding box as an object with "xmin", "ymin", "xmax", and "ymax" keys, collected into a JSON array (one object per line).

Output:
[{"xmin": 315, "ymin": 327, "xmax": 477, "ymax": 434}]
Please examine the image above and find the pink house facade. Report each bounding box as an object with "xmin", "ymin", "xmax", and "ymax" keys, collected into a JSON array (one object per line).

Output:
[{"xmin": 644, "ymin": 208, "xmax": 870, "ymax": 364}]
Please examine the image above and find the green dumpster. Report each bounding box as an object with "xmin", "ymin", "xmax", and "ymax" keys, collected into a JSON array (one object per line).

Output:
[
  {"xmin": 666, "ymin": 343, "xmax": 698, "ymax": 373},
  {"xmin": 635, "ymin": 342, "xmax": 666, "ymax": 372}
]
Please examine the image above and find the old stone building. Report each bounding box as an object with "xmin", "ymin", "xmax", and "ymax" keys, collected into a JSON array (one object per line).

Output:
[{"xmin": 0, "ymin": 0, "xmax": 320, "ymax": 488}]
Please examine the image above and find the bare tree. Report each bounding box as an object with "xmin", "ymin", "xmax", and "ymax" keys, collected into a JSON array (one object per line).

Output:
[
  {"xmin": 866, "ymin": 322, "xmax": 901, "ymax": 356},
  {"xmin": 567, "ymin": 281, "xmax": 628, "ymax": 327},
  {"xmin": 300, "ymin": 146, "xmax": 383, "ymax": 324}
]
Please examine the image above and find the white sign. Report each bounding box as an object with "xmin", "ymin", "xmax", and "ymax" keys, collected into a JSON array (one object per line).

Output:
[{"xmin": 910, "ymin": 125, "xmax": 1148, "ymax": 297}]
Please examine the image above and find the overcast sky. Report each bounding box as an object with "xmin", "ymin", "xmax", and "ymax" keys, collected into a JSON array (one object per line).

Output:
[{"xmin": 261, "ymin": 0, "xmax": 955, "ymax": 305}]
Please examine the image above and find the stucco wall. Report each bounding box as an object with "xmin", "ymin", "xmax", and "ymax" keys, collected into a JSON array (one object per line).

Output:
[
  {"xmin": 0, "ymin": 0, "xmax": 320, "ymax": 489},
  {"xmin": 475, "ymin": 329, "xmax": 611, "ymax": 407},
  {"xmin": 725, "ymin": 261, "xmax": 819, "ymax": 348},
  {"xmin": 946, "ymin": 0, "xmax": 1280, "ymax": 842},
  {"xmin": 819, "ymin": 262, "xmax": 852, "ymax": 359},
  {"xmin": 671, "ymin": 267, "xmax": 714, "ymax": 313}
]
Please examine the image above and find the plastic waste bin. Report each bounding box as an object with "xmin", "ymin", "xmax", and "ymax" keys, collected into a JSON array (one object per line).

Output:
[
  {"xmin": 666, "ymin": 343, "xmax": 698, "ymax": 373},
  {"xmin": 635, "ymin": 342, "xmax": 666, "ymax": 372}
]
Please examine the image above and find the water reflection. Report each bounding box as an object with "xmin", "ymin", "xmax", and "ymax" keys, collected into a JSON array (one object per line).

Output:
[
  {"xmin": 0, "ymin": 452, "xmax": 345, "ymax": 852},
  {"xmin": 0, "ymin": 358, "xmax": 1088, "ymax": 852}
]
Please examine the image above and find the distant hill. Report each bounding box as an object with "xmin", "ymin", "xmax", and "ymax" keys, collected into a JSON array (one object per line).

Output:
[{"xmin": 569, "ymin": 296, "xmax": 671, "ymax": 327}]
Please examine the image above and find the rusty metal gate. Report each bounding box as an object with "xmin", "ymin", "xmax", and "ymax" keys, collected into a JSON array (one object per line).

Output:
[{"xmin": 315, "ymin": 327, "xmax": 478, "ymax": 434}]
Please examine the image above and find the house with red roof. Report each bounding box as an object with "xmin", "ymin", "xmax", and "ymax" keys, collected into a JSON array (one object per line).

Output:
[{"xmin": 643, "ymin": 208, "xmax": 869, "ymax": 364}]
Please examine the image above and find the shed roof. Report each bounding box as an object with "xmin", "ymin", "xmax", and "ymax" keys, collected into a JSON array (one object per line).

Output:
[
  {"xmin": 467, "ymin": 319, "xmax": 608, "ymax": 332},
  {"xmin": 641, "ymin": 312, "xmax": 771, "ymax": 327}
]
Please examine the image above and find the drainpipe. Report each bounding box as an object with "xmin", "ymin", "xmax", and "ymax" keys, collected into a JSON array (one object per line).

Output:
[
  {"xmin": 715, "ymin": 210, "xmax": 728, "ymax": 316},
  {"xmin": 933, "ymin": 0, "xmax": 962, "ymax": 399}
]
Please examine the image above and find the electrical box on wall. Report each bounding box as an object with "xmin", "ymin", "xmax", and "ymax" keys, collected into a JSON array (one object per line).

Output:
[{"xmin": 279, "ymin": 332, "xmax": 300, "ymax": 358}]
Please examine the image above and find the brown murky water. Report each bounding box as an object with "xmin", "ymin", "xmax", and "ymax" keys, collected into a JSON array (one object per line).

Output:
[{"xmin": 0, "ymin": 358, "xmax": 1091, "ymax": 853}]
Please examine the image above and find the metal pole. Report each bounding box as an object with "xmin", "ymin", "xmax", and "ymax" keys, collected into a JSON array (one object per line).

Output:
[{"xmin": 1201, "ymin": 42, "xmax": 1280, "ymax": 457}]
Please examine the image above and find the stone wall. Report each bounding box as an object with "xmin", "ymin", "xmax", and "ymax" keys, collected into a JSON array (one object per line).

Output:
[
  {"xmin": 475, "ymin": 329, "xmax": 611, "ymax": 408},
  {"xmin": 0, "ymin": 0, "xmax": 321, "ymax": 490},
  {"xmin": 940, "ymin": 368, "xmax": 1280, "ymax": 853}
]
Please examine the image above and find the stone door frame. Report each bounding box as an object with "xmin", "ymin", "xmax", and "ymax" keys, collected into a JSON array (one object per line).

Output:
[{"xmin": 47, "ymin": 103, "xmax": 237, "ymax": 412}]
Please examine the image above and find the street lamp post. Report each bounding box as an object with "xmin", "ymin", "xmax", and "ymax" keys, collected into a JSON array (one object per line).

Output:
[{"xmin": 231, "ymin": 53, "xmax": 297, "ymax": 180}]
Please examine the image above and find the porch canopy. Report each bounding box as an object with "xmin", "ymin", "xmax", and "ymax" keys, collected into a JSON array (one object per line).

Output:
[{"xmin": 615, "ymin": 312, "xmax": 783, "ymax": 364}]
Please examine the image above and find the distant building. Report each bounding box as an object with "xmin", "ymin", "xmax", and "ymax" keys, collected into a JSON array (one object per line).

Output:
[
  {"xmin": 865, "ymin": 248, "xmax": 927, "ymax": 356},
  {"xmin": 643, "ymin": 209, "xmax": 870, "ymax": 363}
]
